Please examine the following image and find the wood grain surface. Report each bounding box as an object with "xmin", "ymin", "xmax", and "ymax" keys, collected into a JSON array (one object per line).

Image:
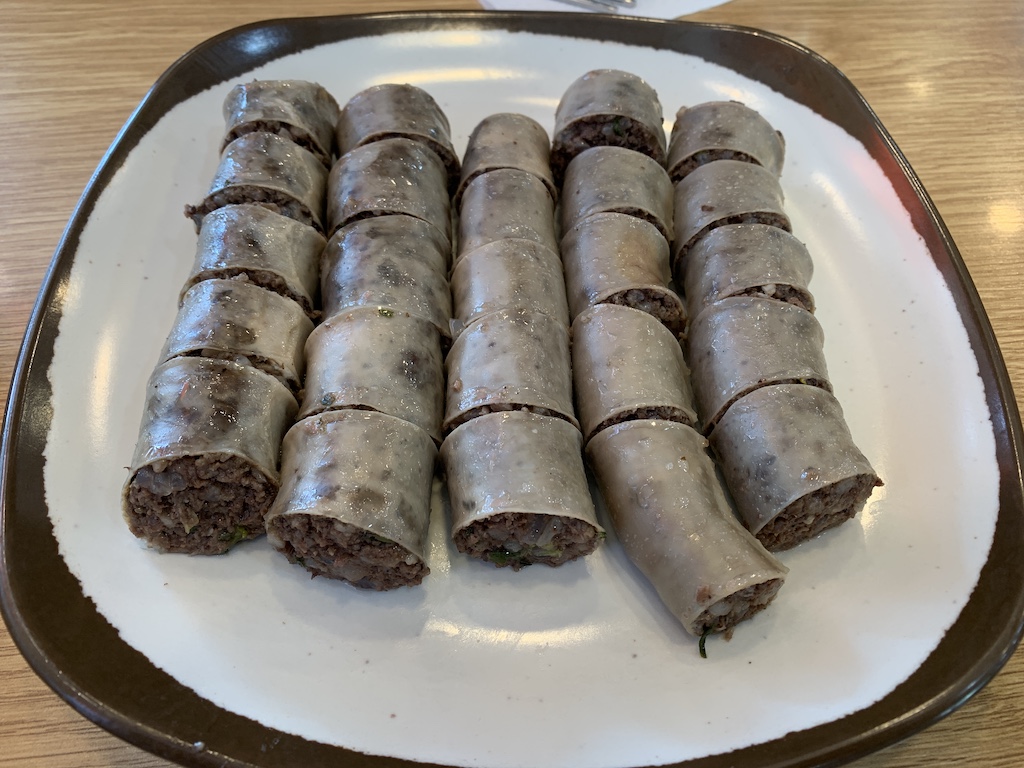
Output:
[{"xmin": 2, "ymin": 1, "xmax": 1022, "ymax": 766}]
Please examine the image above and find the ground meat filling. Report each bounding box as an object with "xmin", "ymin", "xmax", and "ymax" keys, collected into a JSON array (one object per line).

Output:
[
  {"xmin": 454, "ymin": 512, "xmax": 602, "ymax": 571},
  {"xmin": 223, "ymin": 121, "xmax": 331, "ymax": 167},
  {"xmin": 591, "ymin": 406, "xmax": 696, "ymax": 441},
  {"xmin": 268, "ymin": 513, "xmax": 428, "ymax": 590},
  {"xmin": 445, "ymin": 403, "xmax": 576, "ymax": 435},
  {"xmin": 673, "ymin": 212, "xmax": 792, "ymax": 277},
  {"xmin": 124, "ymin": 454, "xmax": 275, "ymax": 555},
  {"xmin": 707, "ymin": 377, "xmax": 832, "ymax": 434},
  {"xmin": 185, "ymin": 188, "xmax": 322, "ymax": 234},
  {"xmin": 670, "ymin": 149, "xmax": 758, "ymax": 183},
  {"xmin": 693, "ymin": 578, "xmax": 784, "ymax": 637},
  {"xmin": 178, "ymin": 349, "xmax": 298, "ymax": 399},
  {"xmin": 732, "ymin": 284, "xmax": 814, "ymax": 313},
  {"xmin": 552, "ymin": 116, "xmax": 665, "ymax": 183},
  {"xmin": 185, "ymin": 269, "xmax": 315, "ymax": 318},
  {"xmin": 604, "ymin": 289, "xmax": 686, "ymax": 337},
  {"xmin": 755, "ymin": 474, "xmax": 883, "ymax": 552}
]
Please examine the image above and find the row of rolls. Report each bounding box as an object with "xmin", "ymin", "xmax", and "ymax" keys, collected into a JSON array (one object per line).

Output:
[{"xmin": 121, "ymin": 69, "xmax": 882, "ymax": 647}]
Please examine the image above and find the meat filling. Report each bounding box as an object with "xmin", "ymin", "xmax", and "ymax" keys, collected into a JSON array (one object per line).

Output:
[
  {"xmin": 669, "ymin": 149, "xmax": 758, "ymax": 183},
  {"xmin": 268, "ymin": 513, "xmax": 428, "ymax": 590},
  {"xmin": 591, "ymin": 406, "xmax": 697, "ymax": 441},
  {"xmin": 693, "ymin": 578, "xmax": 784, "ymax": 637},
  {"xmin": 552, "ymin": 116, "xmax": 665, "ymax": 183},
  {"xmin": 454, "ymin": 512, "xmax": 602, "ymax": 571},
  {"xmin": 604, "ymin": 289, "xmax": 686, "ymax": 338},
  {"xmin": 731, "ymin": 283, "xmax": 814, "ymax": 313},
  {"xmin": 445, "ymin": 403, "xmax": 576, "ymax": 435},
  {"xmin": 185, "ymin": 187, "xmax": 322, "ymax": 234},
  {"xmin": 183, "ymin": 269, "xmax": 316, "ymax": 319},
  {"xmin": 124, "ymin": 454, "xmax": 275, "ymax": 555},
  {"xmin": 674, "ymin": 212, "xmax": 792, "ymax": 277},
  {"xmin": 223, "ymin": 121, "xmax": 331, "ymax": 167}
]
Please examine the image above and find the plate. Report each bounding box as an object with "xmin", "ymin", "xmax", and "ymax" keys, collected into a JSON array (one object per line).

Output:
[{"xmin": 3, "ymin": 11, "xmax": 1024, "ymax": 768}]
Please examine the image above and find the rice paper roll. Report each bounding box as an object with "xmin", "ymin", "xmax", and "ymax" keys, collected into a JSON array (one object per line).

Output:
[
  {"xmin": 442, "ymin": 410, "xmax": 603, "ymax": 570},
  {"xmin": 688, "ymin": 295, "xmax": 831, "ymax": 433},
  {"xmin": 336, "ymin": 83, "xmax": 460, "ymax": 192},
  {"xmin": 667, "ymin": 101, "xmax": 785, "ymax": 183},
  {"xmin": 222, "ymin": 79, "xmax": 340, "ymax": 167},
  {"xmin": 586, "ymin": 419, "xmax": 787, "ymax": 639},
  {"xmin": 122, "ymin": 356, "xmax": 297, "ymax": 555},
  {"xmin": 561, "ymin": 211, "xmax": 684, "ymax": 335},
  {"xmin": 266, "ymin": 409, "xmax": 437, "ymax": 590},
  {"xmin": 572, "ymin": 304, "xmax": 697, "ymax": 444},
  {"xmin": 550, "ymin": 69, "xmax": 666, "ymax": 183},
  {"xmin": 444, "ymin": 308, "xmax": 577, "ymax": 433},
  {"xmin": 327, "ymin": 137, "xmax": 451, "ymax": 242},
  {"xmin": 560, "ymin": 146, "xmax": 674, "ymax": 241},
  {"xmin": 710, "ymin": 383, "xmax": 883, "ymax": 552},
  {"xmin": 161, "ymin": 279, "xmax": 314, "ymax": 397},
  {"xmin": 671, "ymin": 159, "xmax": 791, "ymax": 271},
  {"xmin": 456, "ymin": 168, "xmax": 557, "ymax": 261},
  {"xmin": 321, "ymin": 215, "xmax": 453, "ymax": 340},
  {"xmin": 299, "ymin": 307, "xmax": 445, "ymax": 443},
  {"xmin": 182, "ymin": 204, "xmax": 325, "ymax": 319},
  {"xmin": 450, "ymin": 238, "xmax": 569, "ymax": 331},
  {"xmin": 682, "ymin": 223, "xmax": 815, "ymax": 319},
  {"xmin": 456, "ymin": 113, "xmax": 556, "ymax": 208},
  {"xmin": 185, "ymin": 132, "xmax": 328, "ymax": 233}
]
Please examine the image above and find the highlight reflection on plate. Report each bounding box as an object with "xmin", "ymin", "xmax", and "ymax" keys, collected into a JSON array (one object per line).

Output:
[{"xmin": 2, "ymin": 12, "xmax": 1022, "ymax": 768}]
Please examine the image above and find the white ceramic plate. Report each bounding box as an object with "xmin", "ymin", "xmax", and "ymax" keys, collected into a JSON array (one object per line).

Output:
[{"xmin": 3, "ymin": 12, "xmax": 1023, "ymax": 768}]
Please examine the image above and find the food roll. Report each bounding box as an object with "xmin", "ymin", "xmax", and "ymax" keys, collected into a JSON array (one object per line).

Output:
[
  {"xmin": 443, "ymin": 307, "xmax": 577, "ymax": 434},
  {"xmin": 320, "ymin": 215, "xmax": 452, "ymax": 340},
  {"xmin": 326, "ymin": 137, "xmax": 451, "ymax": 242},
  {"xmin": 449, "ymin": 238, "xmax": 569, "ymax": 331},
  {"xmin": 561, "ymin": 211, "xmax": 684, "ymax": 335},
  {"xmin": 161, "ymin": 279, "xmax": 314, "ymax": 397},
  {"xmin": 455, "ymin": 112, "xmax": 556, "ymax": 208},
  {"xmin": 456, "ymin": 168, "xmax": 557, "ymax": 261},
  {"xmin": 687, "ymin": 295, "xmax": 831, "ymax": 433},
  {"xmin": 709, "ymin": 383, "xmax": 883, "ymax": 552},
  {"xmin": 265, "ymin": 409, "xmax": 437, "ymax": 590},
  {"xmin": 550, "ymin": 68, "xmax": 666, "ymax": 183},
  {"xmin": 586, "ymin": 419, "xmax": 788, "ymax": 639},
  {"xmin": 221, "ymin": 79, "xmax": 340, "ymax": 167},
  {"xmin": 442, "ymin": 410, "xmax": 603, "ymax": 570},
  {"xmin": 181, "ymin": 204, "xmax": 325, "ymax": 319},
  {"xmin": 299, "ymin": 307, "xmax": 445, "ymax": 443},
  {"xmin": 667, "ymin": 100, "xmax": 785, "ymax": 183},
  {"xmin": 122, "ymin": 356, "xmax": 297, "ymax": 555},
  {"xmin": 671, "ymin": 159, "xmax": 791, "ymax": 271},
  {"xmin": 185, "ymin": 132, "xmax": 328, "ymax": 233},
  {"xmin": 572, "ymin": 304, "xmax": 697, "ymax": 444},
  {"xmin": 335, "ymin": 83, "xmax": 460, "ymax": 192},
  {"xmin": 560, "ymin": 146, "xmax": 674, "ymax": 241},
  {"xmin": 681, "ymin": 223, "xmax": 815, "ymax": 320}
]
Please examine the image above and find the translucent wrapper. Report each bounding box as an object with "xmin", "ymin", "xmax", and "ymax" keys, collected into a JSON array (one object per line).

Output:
[
  {"xmin": 681, "ymin": 223, "xmax": 815, "ymax": 320},
  {"xmin": 161, "ymin": 279, "xmax": 313, "ymax": 396},
  {"xmin": 456, "ymin": 112, "xmax": 555, "ymax": 208},
  {"xmin": 222, "ymin": 79, "xmax": 340, "ymax": 166},
  {"xmin": 321, "ymin": 215, "xmax": 452, "ymax": 340},
  {"xmin": 335, "ymin": 83, "xmax": 460, "ymax": 192},
  {"xmin": 265, "ymin": 409, "xmax": 437, "ymax": 590},
  {"xmin": 444, "ymin": 307, "xmax": 577, "ymax": 433},
  {"xmin": 326, "ymin": 137, "xmax": 451, "ymax": 241},
  {"xmin": 450, "ymin": 238, "xmax": 568, "ymax": 330},
  {"xmin": 687, "ymin": 295, "xmax": 831, "ymax": 432},
  {"xmin": 182, "ymin": 204, "xmax": 325, "ymax": 319},
  {"xmin": 572, "ymin": 304, "xmax": 697, "ymax": 444},
  {"xmin": 560, "ymin": 145, "xmax": 674, "ymax": 241},
  {"xmin": 550, "ymin": 68, "xmax": 666, "ymax": 182},
  {"xmin": 456, "ymin": 168, "xmax": 557, "ymax": 261},
  {"xmin": 710, "ymin": 383, "xmax": 883, "ymax": 552},
  {"xmin": 121, "ymin": 357, "xmax": 297, "ymax": 555},
  {"xmin": 671, "ymin": 159, "xmax": 791, "ymax": 269},
  {"xmin": 667, "ymin": 100, "xmax": 785, "ymax": 182},
  {"xmin": 561, "ymin": 211, "xmax": 684, "ymax": 335},
  {"xmin": 441, "ymin": 410, "xmax": 603, "ymax": 570},
  {"xmin": 586, "ymin": 419, "xmax": 788, "ymax": 638},
  {"xmin": 299, "ymin": 307, "xmax": 445, "ymax": 443},
  {"xmin": 185, "ymin": 132, "xmax": 328, "ymax": 233}
]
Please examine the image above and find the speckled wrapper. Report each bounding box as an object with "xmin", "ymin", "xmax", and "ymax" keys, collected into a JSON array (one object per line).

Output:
[
  {"xmin": 668, "ymin": 100, "xmax": 785, "ymax": 182},
  {"xmin": 456, "ymin": 112, "xmax": 555, "ymax": 208},
  {"xmin": 456, "ymin": 168, "xmax": 557, "ymax": 261}
]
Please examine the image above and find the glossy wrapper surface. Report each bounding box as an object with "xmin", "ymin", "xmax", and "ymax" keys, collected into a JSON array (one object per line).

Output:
[
  {"xmin": 456, "ymin": 112, "xmax": 556, "ymax": 207},
  {"xmin": 456, "ymin": 167, "xmax": 558, "ymax": 260}
]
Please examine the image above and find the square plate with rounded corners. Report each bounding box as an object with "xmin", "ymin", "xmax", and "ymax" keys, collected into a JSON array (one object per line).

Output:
[{"xmin": 3, "ymin": 11, "xmax": 1024, "ymax": 768}]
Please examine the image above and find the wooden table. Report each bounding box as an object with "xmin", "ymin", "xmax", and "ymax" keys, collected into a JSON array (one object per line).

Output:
[{"xmin": 1, "ymin": 1, "xmax": 1021, "ymax": 765}]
